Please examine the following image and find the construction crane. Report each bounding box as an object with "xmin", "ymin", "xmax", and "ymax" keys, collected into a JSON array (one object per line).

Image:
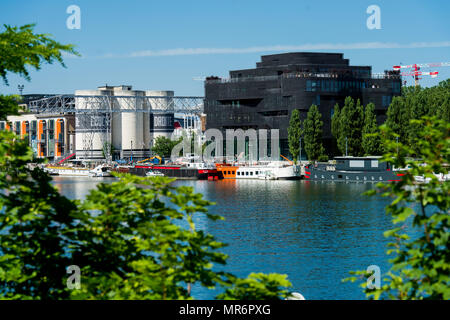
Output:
[{"xmin": 393, "ymin": 62, "xmax": 450, "ymax": 87}]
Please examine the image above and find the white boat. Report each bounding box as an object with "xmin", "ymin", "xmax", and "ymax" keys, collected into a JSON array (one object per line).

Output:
[
  {"xmin": 44, "ymin": 166, "xmax": 91, "ymax": 176},
  {"xmin": 217, "ymin": 161, "xmax": 300, "ymax": 180},
  {"xmin": 258, "ymin": 170, "xmax": 277, "ymax": 180},
  {"xmin": 146, "ymin": 170, "xmax": 165, "ymax": 177},
  {"xmin": 89, "ymin": 165, "xmax": 113, "ymax": 177},
  {"xmin": 414, "ymin": 172, "xmax": 450, "ymax": 183}
]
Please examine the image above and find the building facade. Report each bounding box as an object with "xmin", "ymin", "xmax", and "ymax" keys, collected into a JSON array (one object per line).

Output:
[
  {"xmin": 204, "ymin": 52, "xmax": 402, "ymax": 158},
  {"xmin": 0, "ymin": 113, "xmax": 75, "ymax": 160}
]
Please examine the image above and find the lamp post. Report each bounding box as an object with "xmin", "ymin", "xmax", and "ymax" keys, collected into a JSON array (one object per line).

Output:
[
  {"xmin": 18, "ymin": 84, "xmax": 24, "ymax": 95},
  {"xmin": 299, "ymin": 136, "xmax": 302, "ymax": 164},
  {"xmin": 130, "ymin": 140, "xmax": 133, "ymax": 163},
  {"xmin": 345, "ymin": 137, "xmax": 348, "ymax": 157}
]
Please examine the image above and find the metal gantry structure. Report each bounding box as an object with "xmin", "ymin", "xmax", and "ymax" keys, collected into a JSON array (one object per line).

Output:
[
  {"xmin": 28, "ymin": 94, "xmax": 204, "ymax": 114},
  {"xmin": 28, "ymin": 94, "xmax": 204, "ymax": 161}
]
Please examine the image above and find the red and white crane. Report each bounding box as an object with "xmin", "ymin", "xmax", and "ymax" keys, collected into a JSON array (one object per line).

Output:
[{"xmin": 393, "ymin": 62, "xmax": 450, "ymax": 87}]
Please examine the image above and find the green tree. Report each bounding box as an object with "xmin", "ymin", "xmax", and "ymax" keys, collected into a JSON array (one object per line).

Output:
[
  {"xmin": 386, "ymin": 80, "xmax": 449, "ymax": 155},
  {"xmin": 331, "ymin": 103, "xmax": 341, "ymax": 156},
  {"xmin": 362, "ymin": 103, "xmax": 382, "ymax": 155},
  {"xmin": 0, "ymin": 130, "xmax": 79, "ymax": 299},
  {"xmin": 303, "ymin": 104, "xmax": 325, "ymax": 161},
  {"xmin": 337, "ymin": 97, "xmax": 364, "ymax": 156},
  {"xmin": 331, "ymin": 104, "xmax": 340, "ymax": 140},
  {"xmin": 151, "ymin": 136, "xmax": 182, "ymax": 158},
  {"xmin": 345, "ymin": 117, "xmax": 450, "ymax": 299},
  {"xmin": 385, "ymin": 96, "xmax": 409, "ymax": 145},
  {"xmin": 0, "ymin": 24, "xmax": 78, "ymax": 85},
  {"xmin": 287, "ymin": 109, "xmax": 302, "ymax": 163}
]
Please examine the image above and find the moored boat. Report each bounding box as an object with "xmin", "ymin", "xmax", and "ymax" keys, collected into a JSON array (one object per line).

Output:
[
  {"xmin": 132, "ymin": 163, "xmax": 222, "ymax": 180},
  {"xmin": 44, "ymin": 166, "xmax": 91, "ymax": 176},
  {"xmin": 216, "ymin": 161, "xmax": 300, "ymax": 180},
  {"xmin": 145, "ymin": 170, "xmax": 165, "ymax": 177},
  {"xmin": 304, "ymin": 156, "xmax": 403, "ymax": 182},
  {"xmin": 89, "ymin": 164, "xmax": 113, "ymax": 177}
]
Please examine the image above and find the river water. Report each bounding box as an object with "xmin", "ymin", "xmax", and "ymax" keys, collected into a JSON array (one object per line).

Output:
[{"xmin": 52, "ymin": 176, "xmax": 395, "ymax": 300}]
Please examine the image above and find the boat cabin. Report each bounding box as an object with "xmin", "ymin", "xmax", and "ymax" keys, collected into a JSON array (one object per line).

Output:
[{"xmin": 334, "ymin": 156, "xmax": 390, "ymax": 172}]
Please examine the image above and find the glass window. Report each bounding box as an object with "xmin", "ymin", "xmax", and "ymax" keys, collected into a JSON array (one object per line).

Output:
[
  {"xmin": 306, "ymin": 80, "xmax": 312, "ymax": 92},
  {"xmin": 315, "ymin": 95, "xmax": 320, "ymax": 106}
]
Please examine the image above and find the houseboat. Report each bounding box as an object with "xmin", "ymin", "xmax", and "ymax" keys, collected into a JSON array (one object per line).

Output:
[{"xmin": 304, "ymin": 156, "xmax": 403, "ymax": 182}]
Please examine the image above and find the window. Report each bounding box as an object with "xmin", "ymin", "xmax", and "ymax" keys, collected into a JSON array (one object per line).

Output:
[
  {"xmin": 392, "ymin": 81, "xmax": 401, "ymax": 93},
  {"xmin": 245, "ymin": 172, "xmax": 249, "ymax": 176},
  {"xmin": 314, "ymin": 95, "xmax": 320, "ymax": 106},
  {"xmin": 349, "ymin": 160, "xmax": 365, "ymax": 168},
  {"xmin": 382, "ymin": 95, "xmax": 392, "ymax": 107},
  {"xmin": 306, "ymin": 80, "xmax": 318, "ymax": 92},
  {"xmin": 250, "ymin": 172, "xmax": 253, "ymax": 176}
]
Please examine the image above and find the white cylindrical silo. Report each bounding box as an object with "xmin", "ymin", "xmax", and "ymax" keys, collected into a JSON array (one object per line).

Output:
[
  {"xmin": 75, "ymin": 89, "xmax": 109, "ymax": 160},
  {"xmin": 146, "ymin": 90, "xmax": 175, "ymax": 152},
  {"xmin": 143, "ymin": 97, "xmax": 150, "ymax": 157},
  {"xmin": 114, "ymin": 89, "xmax": 145, "ymax": 160}
]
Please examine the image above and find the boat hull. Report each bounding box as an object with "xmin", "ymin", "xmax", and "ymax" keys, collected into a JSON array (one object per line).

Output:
[
  {"xmin": 304, "ymin": 168, "xmax": 402, "ymax": 182},
  {"xmin": 45, "ymin": 167, "xmax": 91, "ymax": 176},
  {"xmin": 131, "ymin": 165, "xmax": 222, "ymax": 180}
]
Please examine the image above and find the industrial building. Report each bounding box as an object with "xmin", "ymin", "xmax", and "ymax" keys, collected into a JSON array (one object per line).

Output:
[
  {"xmin": 74, "ymin": 85, "xmax": 177, "ymax": 160},
  {"xmin": 0, "ymin": 113, "xmax": 75, "ymax": 159},
  {"xmin": 2, "ymin": 85, "xmax": 204, "ymax": 162},
  {"xmin": 204, "ymin": 52, "xmax": 402, "ymax": 157}
]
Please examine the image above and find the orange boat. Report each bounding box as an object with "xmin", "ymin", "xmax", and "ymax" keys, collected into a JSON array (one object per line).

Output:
[
  {"xmin": 215, "ymin": 162, "xmax": 299, "ymax": 180},
  {"xmin": 215, "ymin": 163, "xmax": 239, "ymax": 179}
]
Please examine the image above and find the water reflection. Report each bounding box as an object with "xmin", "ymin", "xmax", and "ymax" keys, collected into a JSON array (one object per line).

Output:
[
  {"xmin": 52, "ymin": 177, "xmax": 394, "ymax": 300},
  {"xmin": 173, "ymin": 179, "xmax": 393, "ymax": 300}
]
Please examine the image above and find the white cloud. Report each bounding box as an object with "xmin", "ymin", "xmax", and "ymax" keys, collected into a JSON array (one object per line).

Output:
[{"xmin": 102, "ymin": 41, "xmax": 450, "ymax": 58}]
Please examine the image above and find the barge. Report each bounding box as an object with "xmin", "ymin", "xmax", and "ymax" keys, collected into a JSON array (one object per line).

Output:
[
  {"xmin": 304, "ymin": 156, "xmax": 403, "ymax": 182},
  {"xmin": 129, "ymin": 163, "xmax": 222, "ymax": 180}
]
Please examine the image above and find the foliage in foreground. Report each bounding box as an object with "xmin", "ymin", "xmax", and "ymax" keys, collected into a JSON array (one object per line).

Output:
[
  {"xmin": 0, "ymin": 24, "xmax": 78, "ymax": 85},
  {"xmin": 345, "ymin": 117, "xmax": 450, "ymax": 299},
  {"xmin": 0, "ymin": 23, "xmax": 291, "ymax": 300},
  {"xmin": 0, "ymin": 130, "xmax": 291, "ymax": 299}
]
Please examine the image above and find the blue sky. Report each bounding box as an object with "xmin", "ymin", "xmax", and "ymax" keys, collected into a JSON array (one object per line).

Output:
[{"xmin": 1, "ymin": 0, "xmax": 449, "ymax": 96}]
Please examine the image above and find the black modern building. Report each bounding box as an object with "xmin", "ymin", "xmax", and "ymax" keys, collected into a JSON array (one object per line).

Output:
[{"xmin": 204, "ymin": 52, "xmax": 401, "ymax": 158}]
